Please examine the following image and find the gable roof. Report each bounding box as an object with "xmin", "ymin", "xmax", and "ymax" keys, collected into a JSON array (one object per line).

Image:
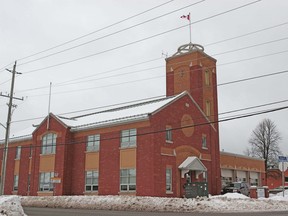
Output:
[
  {"xmin": 2, "ymin": 90, "xmax": 215, "ymax": 142},
  {"xmin": 58, "ymin": 91, "xmax": 187, "ymax": 132}
]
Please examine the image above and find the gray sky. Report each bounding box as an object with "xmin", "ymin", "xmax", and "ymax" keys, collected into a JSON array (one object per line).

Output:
[{"xmin": 0, "ymin": 0, "xmax": 287, "ymax": 155}]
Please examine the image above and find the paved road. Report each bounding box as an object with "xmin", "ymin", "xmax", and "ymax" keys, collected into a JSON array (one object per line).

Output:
[{"xmin": 23, "ymin": 207, "xmax": 288, "ymax": 216}]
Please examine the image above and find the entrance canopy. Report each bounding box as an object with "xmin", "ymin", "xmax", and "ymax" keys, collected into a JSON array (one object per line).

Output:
[{"xmin": 178, "ymin": 156, "xmax": 207, "ymax": 178}]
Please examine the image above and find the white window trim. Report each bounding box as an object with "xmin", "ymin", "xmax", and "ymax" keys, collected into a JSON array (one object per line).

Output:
[
  {"xmin": 86, "ymin": 134, "xmax": 100, "ymax": 152},
  {"xmin": 120, "ymin": 168, "xmax": 136, "ymax": 192},
  {"xmin": 165, "ymin": 127, "xmax": 173, "ymax": 143},
  {"xmin": 41, "ymin": 133, "xmax": 57, "ymax": 155},
  {"xmin": 166, "ymin": 168, "xmax": 172, "ymax": 193},
  {"xmin": 85, "ymin": 170, "xmax": 99, "ymax": 192},
  {"xmin": 121, "ymin": 129, "xmax": 137, "ymax": 148}
]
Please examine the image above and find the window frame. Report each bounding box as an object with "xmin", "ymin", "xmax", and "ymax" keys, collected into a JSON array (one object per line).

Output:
[
  {"xmin": 165, "ymin": 127, "xmax": 173, "ymax": 143},
  {"xmin": 166, "ymin": 168, "xmax": 172, "ymax": 192},
  {"xmin": 120, "ymin": 168, "xmax": 136, "ymax": 192},
  {"xmin": 27, "ymin": 174, "xmax": 31, "ymax": 192},
  {"xmin": 86, "ymin": 134, "xmax": 100, "ymax": 152},
  {"xmin": 121, "ymin": 129, "xmax": 137, "ymax": 148},
  {"xmin": 15, "ymin": 146, "xmax": 21, "ymax": 159},
  {"xmin": 202, "ymin": 134, "xmax": 207, "ymax": 149},
  {"xmin": 205, "ymin": 100, "xmax": 211, "ymax": 117},
  {"xmin": 85, "ymin": 170, "xmax": 99, "ymax": 192},
  {"xmin": 29, "ymin": 144, "xmax": 33, "ymax": 158},
  {"xmin": 39, "ymin": 172, "xmax": 54, "ymax": 192},
  {"xmin": 41, "ymin": 133, "xmax": 57, "ymax": 155},
  {"xmin": 205, "ymin": 69, "xmax": 211, "ymax": 86},
  {"xmin": 13, "ymin": 175, "xmax": 19, "ymax": 191}
]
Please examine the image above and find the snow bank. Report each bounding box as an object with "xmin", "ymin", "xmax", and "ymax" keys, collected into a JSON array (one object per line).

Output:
[
  {"xmin": 0, "ymin": 196, "xmax": 26, "ymax": 216},
  {"xmin": 20, "ymin": 193, "xmax": 288, "ymax": 213}
]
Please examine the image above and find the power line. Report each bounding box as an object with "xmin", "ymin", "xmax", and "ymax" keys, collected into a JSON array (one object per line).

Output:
[
  {"xmin": 2, "ymin": 18, "xmax": 286, "ymax": 88},
  {"xmin": 212, "ymin": 36, "xmax": 288, "ymax": 57},
  {"xmin": 0, "ymin": 62, "xmax": 14, "ymax": 74},
  {"xmin": 17, "ymin": 0, "xmax": 205, "ymax": 67},
  {"xmin": 12, "ymin": 35, "xmax": 288, "ymax": 95},
  {"xmin": 2, "ymin": 59, "xmax": 284, "ymax": 126},
  {"xmin": 10, "ymin": 65, "xmax": 288, "ymax": 124},
  {"xmin": 18, "ymin": 0, "xmax": 262, "ymax": 74},
  {"xmin": 204, "ymin": 21, "xmax": 288, "ymax": 47},
  {"xmin": 19, "ymin": 61, "xmax": 288, "ymax": 98},
  {"xmin": 218, "ymin": 69, "xmax": 288, "ymax": 86},
  {"xmin": 219, "ymin": 99, "xmax": 288, "ymax": 116},
  {"xmin": 11, "ymin": 94, "xmax": 167, "ymax": 123},
  {"xmin": 3, "ymin": 103, "xmax": 288, "ymax": 149},
  {"xmin": 16, "ymin": 0, "xmax": 176, "ymax": 62}
]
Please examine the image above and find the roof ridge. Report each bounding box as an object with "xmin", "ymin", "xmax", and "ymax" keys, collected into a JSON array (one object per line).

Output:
[
  {"xmin": 70, "ymin": 95, "xmax": 174, "ymax": 119},
  {"xmin": 71, "ymin": 113, "xmax": 149, "ymax": 129}
]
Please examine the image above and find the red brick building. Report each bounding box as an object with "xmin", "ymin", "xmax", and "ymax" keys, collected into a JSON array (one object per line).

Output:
[
  {"xmin": 267, "ymin": 169, "xmax": 288, "ymax": 189},
  {"xmin": 220, "ymin": 152, "xmax": 266, "ymax": 188},
  {"xmin": 0, "ymin": 43, "xmax": 221, "ymax": 197}
]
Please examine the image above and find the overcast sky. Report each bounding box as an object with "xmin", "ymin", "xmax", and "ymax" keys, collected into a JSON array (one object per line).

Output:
[{"xmin": 0, "ymin": 0, "xmax": 287, "ymax": 155}]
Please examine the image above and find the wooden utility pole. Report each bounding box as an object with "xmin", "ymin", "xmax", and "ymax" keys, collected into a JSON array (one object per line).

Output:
[{"xmin": 0, "ymin": 61, "xmax": 23, "ymax": 195}]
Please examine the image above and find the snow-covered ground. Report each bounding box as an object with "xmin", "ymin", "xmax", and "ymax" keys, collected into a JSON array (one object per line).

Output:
[
  {"xmin": 0, "ymin": 196, "xmax": 26, "ymax": 216},
  {"xmin": 2, "ymin": 191, "xmax": 288, "ymax": 215}
]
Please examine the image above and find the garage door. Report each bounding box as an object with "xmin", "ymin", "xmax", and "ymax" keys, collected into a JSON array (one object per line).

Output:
[
  {"xmin": 236, "ymin": 171, "xmax": 247, "ymax": 182},
  {"xmin": 250, "ymin": 172, "xmax": 259, "ymax": 186},
  {"xmin": 221, "ymin": 169, "xmax": 233, "ymax": 177},
  {"xmin": 221, "ymin": 169, "xmax": 233, "ymax": 188}
]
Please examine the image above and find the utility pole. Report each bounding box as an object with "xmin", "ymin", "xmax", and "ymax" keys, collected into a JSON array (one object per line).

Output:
[{"xmin": 0, "ymin": 61, "xmax": 23, "ymax": 195}]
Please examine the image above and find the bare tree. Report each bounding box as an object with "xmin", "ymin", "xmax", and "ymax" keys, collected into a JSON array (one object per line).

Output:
[{"xmin": 246, "ymin": 118, "xmax": 282, "ymax": 172}]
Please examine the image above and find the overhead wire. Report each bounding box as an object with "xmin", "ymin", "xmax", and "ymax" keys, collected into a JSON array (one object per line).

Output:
[
  {"xmin": 3, "ymin": 103, "xmax": 288, "ymax": 149},
  {"xmin": 9, "ymin": 66, "xmax": 288, "ymax": 124},
  {"xmin": 15, "ymin": 46, "xmax": 288, "ymax": 96},
  {"xmin": 17, "ymin": 0, "xmax": 205, "ymax": 67},
  {"xmin": 16, "ymin": 0, "xmax": 176, "ymax": 62},
  {"xmin": 51, "ymin": 21, "xmax": 288, "ymax": 87},
  {"xmin": 25, "ymin": 68, "xmax": 288, "ymax": 97},
  {"xmin": 17, "ymin": 0, "xmax": 262, "ymax": 74}
]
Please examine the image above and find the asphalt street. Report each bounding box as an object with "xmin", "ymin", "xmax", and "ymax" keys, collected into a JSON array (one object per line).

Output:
[{"xmin": 23, "ymin": 207, "xmax": 288, "ymax": 216}]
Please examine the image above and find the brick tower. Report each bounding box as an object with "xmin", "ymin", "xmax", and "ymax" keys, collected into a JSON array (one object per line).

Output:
[
  {"xmin": 166, "ymin": 43, "xmax": 221, "ymax": 194},
  {"xmin": 166, "ymin": 43, "xmax": 218, "ymax": 122}
]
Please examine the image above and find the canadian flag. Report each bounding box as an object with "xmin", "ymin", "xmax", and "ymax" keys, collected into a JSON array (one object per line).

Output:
[{"xmin": 180, "ymin": 13, "xmax": 190, "ymax": 21}]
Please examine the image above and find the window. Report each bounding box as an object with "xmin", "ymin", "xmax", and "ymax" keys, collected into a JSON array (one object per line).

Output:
[
  {"xmin": 85, "ymin": 171, "xmax": 99, "ymax": 192},
  {"xmin": 13, "ymin": 175, "xmax": 19, "ymax": 191},
  {"xmin": 285, "ymin": 177, "xmax": 288, "ymax": 183},
  {"xmin": 205, "ymin": 100, "xmax": 211, "ymax": 116},
  {"xmin": 202, "ymin": 135, "xmax": 207, "ymax": 148},
  {"xmin": 121, "ymin": 129, "xmax": 136, "ymax": 148},
  {"xmin": 87, "ymin": 134, "xmax": 100, "ymax": 152},
  {"xmin": 205, "ymin": 69, "xmax": 210, "ymax": 86},
  {"xmin": 166, "ymin": 168, "xmax": 172, "ymax": 192},
  {"xmin": 165, "ymin": 127, "xmax": 172, "ymax": 142},
  {"xmin": 29, "ymin": 145, "xmax": 33, "ymax": 157},
  {"xmin": 41, "ymin": 133, "xmax": 56, "ymax": 155},
  {"xmin": 27, "ymin": 174, "xmax": 31, "ymax": 192},
  {"xmin": 39, "ymin": 172, "xmax": 54, "ymax": 191},
  {"xmin": 15, "ymin": 146, "xmax": 21, "ymax": 159},
  {"xmin": 120, "ymin": 169, "xmax": 136, "ymax": 192}
]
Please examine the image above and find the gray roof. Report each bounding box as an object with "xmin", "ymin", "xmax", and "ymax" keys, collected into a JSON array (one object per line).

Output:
[{"xmin": 1, "ymin": 92, "xmax": 188, "ymax": 142}]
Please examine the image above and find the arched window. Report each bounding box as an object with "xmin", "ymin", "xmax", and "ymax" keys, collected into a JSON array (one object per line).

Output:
[{"xmin": 41, "ymin": 133, "xmax": 57, "ymax": 154}]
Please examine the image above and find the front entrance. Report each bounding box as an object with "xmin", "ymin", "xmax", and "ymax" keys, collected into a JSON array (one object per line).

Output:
[{"xmin": 179, "ymin": 156, "xmax": 208, "ymax": 198}]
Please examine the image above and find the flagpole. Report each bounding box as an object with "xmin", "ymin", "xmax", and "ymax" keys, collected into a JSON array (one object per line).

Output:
[{"xmin": 189, "ymin": 12, "xmax": 191, "ymax": 43}]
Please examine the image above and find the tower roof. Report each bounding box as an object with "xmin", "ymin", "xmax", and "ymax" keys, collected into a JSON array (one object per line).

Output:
[
  {"xmin": 172, "ymin": 43, "xmax": 204, "ymax": 57},
  {"xmin": 167, "ymin": 42, "xmax": 216, "ymax": 62}
]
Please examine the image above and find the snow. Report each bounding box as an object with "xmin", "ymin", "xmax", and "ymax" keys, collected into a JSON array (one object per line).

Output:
[
  {"xmin": 59, "ymin": 93, "xmax": 181, "ymax": 130},
  {"xmin": 0, "ymin": 196, "xmax": 26, "ymax": 216},
  {"xmin": 3, "ymin": 191, "xmax": 288, "ymax": 214},
  {"xmin": 17, "ymin": 192, "xmax": 288, "ymax": 213}
]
